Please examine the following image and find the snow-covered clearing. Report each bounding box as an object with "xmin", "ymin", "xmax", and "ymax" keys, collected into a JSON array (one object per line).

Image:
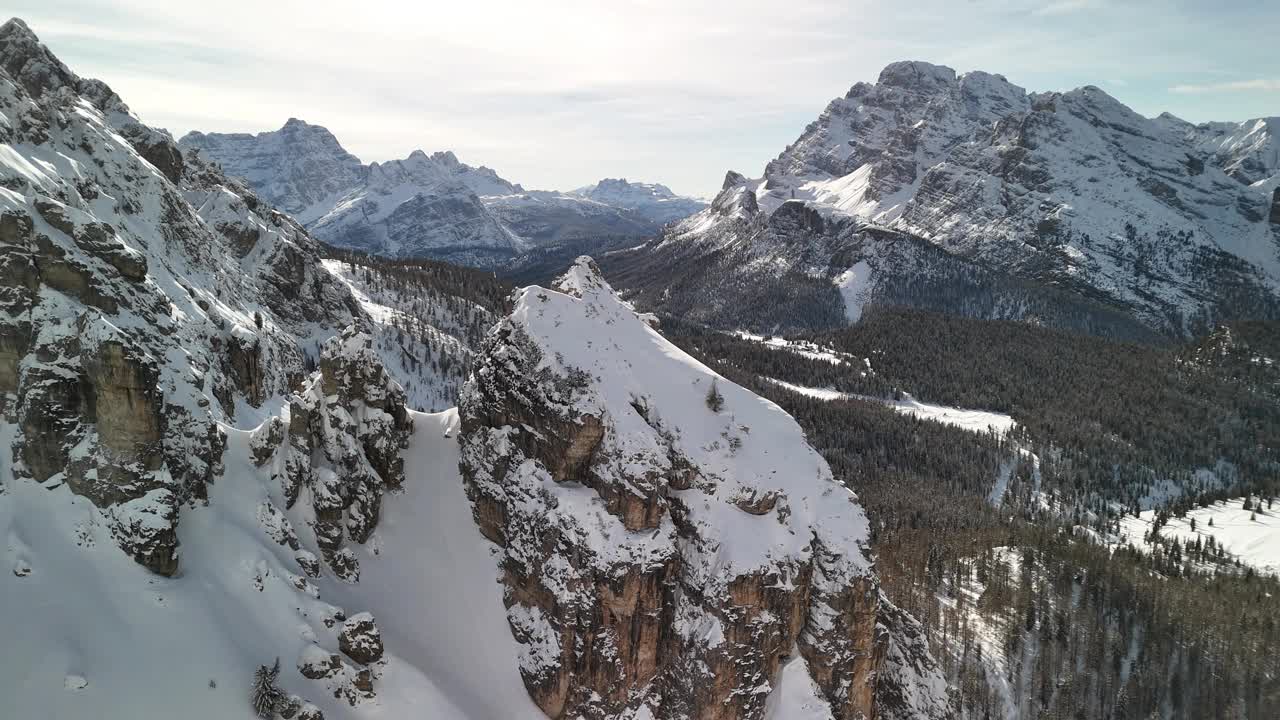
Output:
[
  {"xmin": 764, "ymin": 378, "xmax": 1017, "ymax": 436},
  {"xmin": 731, "ymin": 331, "xmax": 852, "ymax": 365},
  {"xmin": 1116, "ymin": 497, "xmax": 1280, "ymax": 577}
]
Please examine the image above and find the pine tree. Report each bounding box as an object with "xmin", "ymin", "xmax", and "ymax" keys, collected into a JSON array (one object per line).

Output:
[
  {"xmin": 251, "ymin": 658, "xmax": 282, "ymax": 719},
  {"xmin": 705, "ymin": 380, "xmax": 725, "ymax": 413}
]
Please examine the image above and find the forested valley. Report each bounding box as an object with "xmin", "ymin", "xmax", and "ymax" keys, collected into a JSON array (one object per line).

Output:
[{"xmin": 661, "ymin": 309, "xmax": 1280, "ymax": 719}]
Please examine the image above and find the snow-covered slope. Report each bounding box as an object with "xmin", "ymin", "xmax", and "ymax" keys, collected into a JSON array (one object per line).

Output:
[
  {"xmin": 763, "ymin": 378, "xmax": 1017, "ymax": 436},
  {"xmin": 612, "ymin": 61, "xmax": 1280, "ymax": 338},
  {"xmin": 181, "ymin": 123, "xmax": 670, "ymax": 266},
  {"xmin": 571, "ymin": 177, "xmax": 706, "ymax": 225},
  {"xmin": 1159, "ymin": 113, "xmax": 1280, "ymax": 189},
  {"xmin": 1, "ymin": 408, "xmax": 551, "ymax": 720}
]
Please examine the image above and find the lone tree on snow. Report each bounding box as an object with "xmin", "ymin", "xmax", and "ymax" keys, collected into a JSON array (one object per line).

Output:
[
  {"xmin": 251, "ymin": 658, "xmax": 282, "ymax": 719},
  {"xmin": 705, "ymin": 379, "xmax": 725, "ymax": 413}
]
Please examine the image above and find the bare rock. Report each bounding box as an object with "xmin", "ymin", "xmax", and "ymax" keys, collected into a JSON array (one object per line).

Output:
[
  {"xmin": 249, "ymin": 416, "xmax": 285, "ymax": 467},
  {"xmin": 338, "ymin": 613, "xmax": 383, "ymax": 665},
  {"xmin": 284, "ymin": 325, "xmax": 411, "ymax": 578},
  {"xmin": 298, "ymin": 648, "xmax": 343, "ymax": 680}
]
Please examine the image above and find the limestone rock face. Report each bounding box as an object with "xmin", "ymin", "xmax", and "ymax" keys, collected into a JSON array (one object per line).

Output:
[
  {"xmin": 268, "ymin": 326, "xmax": 412, "ymax": 582},
  {"xmin": 460, "ymin": 258, "xmax": 942, "ymax": 719}
]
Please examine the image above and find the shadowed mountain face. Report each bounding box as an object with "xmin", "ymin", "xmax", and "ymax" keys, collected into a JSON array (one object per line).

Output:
[{"xmin": 607, "ymin": 61, "xmax": 1280, "ymax": 339}]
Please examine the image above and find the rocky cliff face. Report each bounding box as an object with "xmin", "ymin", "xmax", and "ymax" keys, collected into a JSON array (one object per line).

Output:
[
  {"xmin": 0, "ymin": 17, "xmax": 361, "ymax": 574},
  {"xmin": 459, "ymin": 257, "xmax": 955, "ymax": 719},
  {"xmin": 271, "ymin": 325, "xmax": 413, "ymax": 582},
  {"xmin": 612, "ymin": 61, "xmax": 1280, "ymax": 338}
]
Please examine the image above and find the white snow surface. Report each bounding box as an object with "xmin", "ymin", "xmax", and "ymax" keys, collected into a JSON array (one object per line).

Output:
[
  {"xmin": 1117, "ymin": 497, "xmax": 1280, "ymax": 577},
  {"xmin": 833, "ymin": 260, "xmax": 874, "ymax": 322},
  {"xmin": 764, "ymin": 378, "xmax": 1017, "ymax": 435},
  {"xmin": 0, "ymin": 410, "xmax": 547, "ymax": 719}
]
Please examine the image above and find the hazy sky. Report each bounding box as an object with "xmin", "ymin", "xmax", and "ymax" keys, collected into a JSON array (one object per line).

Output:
[{"xmin": 12, "ymin": 1, "xmax": 1280, "ymax": 196}]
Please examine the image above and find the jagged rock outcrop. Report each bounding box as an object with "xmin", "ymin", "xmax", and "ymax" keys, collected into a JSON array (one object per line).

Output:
[
  {"xmin": 338, "ymin": 612, "xmax": 384, "ymax": 665},
  {"xmin": 270, "ymin": 326, "xmax": 412, "ymax": 582},
  {"xmin": 460, "ymin": 257, "xmax": 953, "ymax": 719}
]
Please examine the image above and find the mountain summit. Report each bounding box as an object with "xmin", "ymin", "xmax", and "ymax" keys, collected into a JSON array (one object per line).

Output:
[{"xmin": 608, "ymin": 60, "xmax": 1280, "ymax": 338}]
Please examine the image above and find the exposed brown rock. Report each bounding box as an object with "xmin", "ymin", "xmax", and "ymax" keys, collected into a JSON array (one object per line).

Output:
[
  {"xmin": 460, "ymin": 309, "xmax": 887, "ymax": 720},
  {"xmin": 299, "ymin": 651, "xmax": 343, "ymax": 680},
  {"xmin": 338, "ymin": 614, "xmax": 384, "ymax": 665}
]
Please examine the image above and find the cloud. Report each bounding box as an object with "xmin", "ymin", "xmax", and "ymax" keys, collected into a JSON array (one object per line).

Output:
[
  {"xmin": 10, "ymin": 0, "xmax": 1280, "ymax": 195},
  {"xmin": 1032, "ymin": 0, "xmax": 1103, "ymax": 16},
  {"xmin": 1170, "ymin": 79, "xmax": 1280, "ymax": 94}
]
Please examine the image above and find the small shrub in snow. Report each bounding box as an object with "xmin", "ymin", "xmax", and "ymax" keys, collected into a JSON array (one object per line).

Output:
[{"xmin": 705, "ymin": 380, "xmax": 724, "ymax": 413}]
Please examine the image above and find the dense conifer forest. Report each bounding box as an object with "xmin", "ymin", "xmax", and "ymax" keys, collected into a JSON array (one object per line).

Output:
[{"xmin": 661, "ymin": 309, "xmax": 1280, "ymax": 719}]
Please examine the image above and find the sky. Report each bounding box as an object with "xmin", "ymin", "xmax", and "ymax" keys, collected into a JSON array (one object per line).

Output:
[{"xmin": 11, "ymin": 0, "xmax": 1280, "ymax": 197}]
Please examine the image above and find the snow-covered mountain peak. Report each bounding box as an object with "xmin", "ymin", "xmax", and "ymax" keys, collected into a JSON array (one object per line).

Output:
[
  {"xmin": 181, "ymin": 124, "xmax": 685, "ymax": 264},
  {"xmin": 644, "ymin": 58, "xmax": 1280, "ymax": 336},
  {"xmin": 876, "ymin": 59, "xmax": 957, "ymax": 91},
  {"xmin": 365, "ymin": 148, "xmax": 521, "ymax": 197},
  {"xmin": 549, "ymin": 254, "xmax": 610, "ymax": 298},
  {"xmin": 180, "ymin": 117, "xmax": 364, "ymax": 224},
  {"xmin": 1176, "ymin": 114, "xmax": 1280, "ymax": 188},
  {"xmin": 570, "ymin": 176, "xmax": 706, "ymax": 224},
  {"xmin": 457, "ymin": 253, "xmax": 952, "ymax": 719}
]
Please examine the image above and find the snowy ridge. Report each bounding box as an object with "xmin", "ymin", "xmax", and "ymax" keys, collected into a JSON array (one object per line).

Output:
[
  {"xmin": 458, "ymin": 256, "xmax": 954, "ymax": 718},
  {"xmin": 509, "ymin": 257, "xmax": 873, "ymax": 582}
]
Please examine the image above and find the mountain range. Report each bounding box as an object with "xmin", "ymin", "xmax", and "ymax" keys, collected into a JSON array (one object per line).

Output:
[
  {"xmin": 607, "ymin": 60, "xmax": 1280, "ymax": 339},
  {"xmin": 3, "ymin": 11, "xmax": 1280, "ymax": 720},
  {"xmin": 0, "ymin": 17, "xmax": 949, "ymax": 720},
  {"xmin": 180, "ymin": 122, "xmax": 705, "ymax": 267}
]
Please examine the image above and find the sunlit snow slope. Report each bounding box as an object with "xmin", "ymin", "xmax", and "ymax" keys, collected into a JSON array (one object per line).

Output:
[{"xmin": 0, "ymin": 411, "xmax": 545, "ymax": 719}]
